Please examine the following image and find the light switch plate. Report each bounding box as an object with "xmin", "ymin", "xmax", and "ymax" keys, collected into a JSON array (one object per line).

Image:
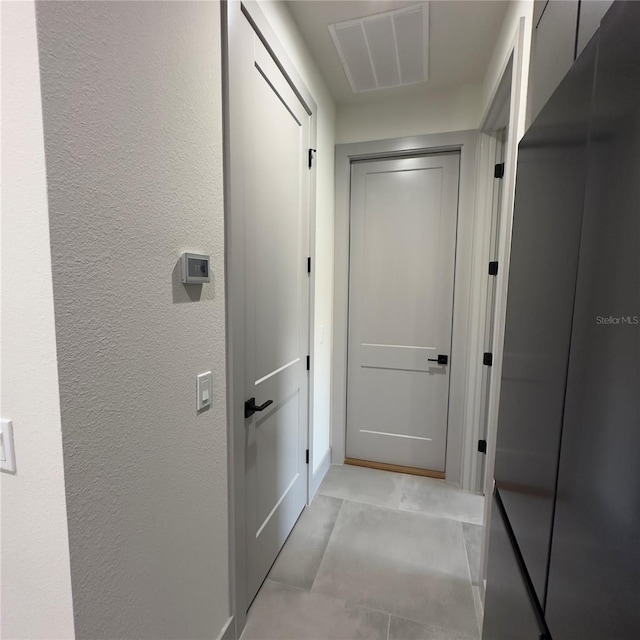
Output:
[
  {"xmin": 1, "ymin": 419, "xmax": 16, "ymax": 474},
  {"xmin": 196, "ymin": 372, "xmax": 213, "ymax": 411}
]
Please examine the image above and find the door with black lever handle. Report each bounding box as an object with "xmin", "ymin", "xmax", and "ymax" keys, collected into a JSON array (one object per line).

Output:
[
  {"xmin": 244, "ymin": 397, "xmax": 274, "ymax": 419},
  {"xmin": 428, "ymin": 354, "xmax": 449, "ymax": 365}
]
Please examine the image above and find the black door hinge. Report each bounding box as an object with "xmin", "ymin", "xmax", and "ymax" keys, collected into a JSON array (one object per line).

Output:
[
  {"xmin": 305, "ymin": 449, "xmax": 309, "ymax": 464},
  {"xmin": 306, "ymin": 355, "xmax": 310, "ymax": 370},
  {"xmin": 478, "ymin": 439, "xmax": 487, "ymax": 454},
  {"xmin": 494, "ymin": 162, "xmax": 505, "ymax": 178},
  {"xmin": 488, "ymin": 261, "xmax": 499, "ymax": 276},
  {"xmin": 483, "ymin": 352, "xmax": 493, "ymax": 366},
  {"xmin": 307, "ymin": 257, "xmax": 311, "ymax": 274},
  {"xmin": 308, "ymin": 148, "xmax": 317, "ymax": 169}
]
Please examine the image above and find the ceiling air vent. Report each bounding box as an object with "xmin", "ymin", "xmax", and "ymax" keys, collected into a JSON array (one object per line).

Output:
[{"xmin": 329, "ymin": 3, "xmax": 429, "ymax": 94}]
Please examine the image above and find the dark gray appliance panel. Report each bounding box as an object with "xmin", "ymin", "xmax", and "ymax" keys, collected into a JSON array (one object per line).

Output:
[
  {"xmin": 494, "ymin": 36, "xmax": 597, "ymax": 603},
  {"xmin": 545, "ymin": 3, "xmax": 640, "ymax": 638},
  {"xmin": 483, "ymin": 490, "xmax": 546, "ymax": 640}
]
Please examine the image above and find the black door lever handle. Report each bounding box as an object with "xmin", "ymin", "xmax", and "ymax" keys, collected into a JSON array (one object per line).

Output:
[
  {"xmin": 244, "ymin": 397, "xmax": 274, "ymax": 419},
  {"xmin": 428, "ymin": 354, "xmax": 449, "ymax": 365}
]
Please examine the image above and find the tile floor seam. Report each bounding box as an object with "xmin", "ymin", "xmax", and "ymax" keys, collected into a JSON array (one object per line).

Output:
[
  {"xmin": 340, "ymin": 495, "xmax": 480, "ymax": 530},
  {"xmin": 389, "ymin": 615, "xmax": 481, "ymax": 640},
  {"xmin": 461, "ymin": 522, "xmax": 475, "ymax": 586},
  {"xmin": 378, "ymin": 608, "xmax": 480, "ymax": 637},
  {"xmin": 305, "ymin": 583, "xmax": 429, "ymax": 625},
  {"xmin": 311, "ymin": 496, "xmax": 479, "ymax": 637},
  {"xmin": 249, "ymin": 466, "xmax": 484, "ymax": 639},
  {"xmin": 266, "ymin": 574, "xmax": 419, "ymax": 626},
  {"xmin": 310, "ymin": 558, "xmax": 478, "ymax": 632},
  {"xmin": 264, "ymin": 577, "xmax": 308, "ymax": 593},
  {"xmin": 307, "ymin": 497, "xmax": 345, "ymax": 594}
]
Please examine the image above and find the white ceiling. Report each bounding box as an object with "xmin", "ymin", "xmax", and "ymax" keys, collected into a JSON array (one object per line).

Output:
[{"xmin": 286, "ymin": 0, "xmax": 509, "ymax": 105}]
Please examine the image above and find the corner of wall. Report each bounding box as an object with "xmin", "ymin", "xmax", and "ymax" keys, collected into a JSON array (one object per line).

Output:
[
  {"xmin": 0, "ymin": 2, "xmax": 75, "ymax": 637},
  {"xmin": 480, "ymin": 0, "xmax": 535, "ymax": 134}
]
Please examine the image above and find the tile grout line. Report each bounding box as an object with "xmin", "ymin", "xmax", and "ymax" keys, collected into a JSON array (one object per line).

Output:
[
  {"xmin": 460, "ymin": 521, "xmax": 483, "ymax": 639},
  {"xmin": 308, "ymin": 497, "xmax": 345, "ymax": 593},
  {"xmin": 288, "ymin": 469, "xmax": 484, "ymax": 638},
  {"xmin": 313, "ymin": 495, "xmax": 481, "ymax": 638}
]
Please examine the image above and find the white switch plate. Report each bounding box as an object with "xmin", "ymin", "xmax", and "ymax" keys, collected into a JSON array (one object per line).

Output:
[
  {"xmin": 1, "ymin": 419, "xmax": 16, "ymax": 474},
  {"xmin": 196, "ymin": 372, "xmax": 213, "ymax": 411}
]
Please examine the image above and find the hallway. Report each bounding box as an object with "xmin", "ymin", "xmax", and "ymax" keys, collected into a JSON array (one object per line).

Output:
[{"xmin": 242, "ymin": 465, "xmax": 484, "ymax": 640}]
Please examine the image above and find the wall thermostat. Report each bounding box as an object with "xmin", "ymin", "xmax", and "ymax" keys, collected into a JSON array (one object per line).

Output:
[{"xmin": 181, "ymin": 253, "xmax": 210, "ymax": 284}]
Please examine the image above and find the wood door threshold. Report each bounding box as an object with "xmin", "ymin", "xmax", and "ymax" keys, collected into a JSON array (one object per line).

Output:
[{"xmin": 344, "ymin": 457, "xmax": 445, "ymax": 479}]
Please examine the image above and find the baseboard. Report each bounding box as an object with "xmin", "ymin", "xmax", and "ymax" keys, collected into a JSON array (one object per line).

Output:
[
  {"xmin": 309, "ymin": 447, "xmax": 331, "ymax": 500},
  {"xmin": 344, "ymin": 457, "xmax": 445, "ymax": 479},
  {"xmin": 216, "ymin": 616, "xmax": 235, "ymax": 640}
]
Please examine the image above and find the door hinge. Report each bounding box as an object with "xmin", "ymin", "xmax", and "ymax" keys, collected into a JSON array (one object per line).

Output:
[
  {"xmin": 488, "ymin": 261, "xmax": 499, "ymax": 276},
  {"xmin": 478, "ymin": 439, "xmax": 487, "ymax": 454},
  {"xmin": 483, "ymin": 352, "xmax": 493, "ymax": 366},
  {"xmin": 494, "ymin": 162, "xmax": 505, "ymax": 179},
  {"xmin": 305, "ymin": 449, "xmax": 309, "ymax": 464},
  {"xmin": 308, "ymin": 148, "xmax": 317, "ymax": 169},
  {"xmin": 306, "ymin": 355, "xmax": 310, "ymax": 370},
  {"xmin": 307, "ymin": 256, "xmax": 311, "ymax": 274}
]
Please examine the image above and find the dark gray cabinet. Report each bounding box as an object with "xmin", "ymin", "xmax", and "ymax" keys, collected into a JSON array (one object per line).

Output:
[
  {"xmin": 545, "ymin": 4, "xmax": 640, "ymax": 638},
  {"xmin": 576, "ymin": 0, "xmax": 613, "ymax": 55},
  {"xmin": 528, "ymin": 1, "xmax": 616, "ymax": 126},
  {"xmin": 529, "ymin": 1, "xmax": 579, "ymax": 124},
  {"xmin": 493, "ymin": 30, "xmax": 595, "ymax": 604},
  {"xmin": 483, "ymin": 492, "xmax": 545, "ymax": 640},
  {"xmin": 485, "ymin": 2, "xmax": 639, "ymax": 639}
]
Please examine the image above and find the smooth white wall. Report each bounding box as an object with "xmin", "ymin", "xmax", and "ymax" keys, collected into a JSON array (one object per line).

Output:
[
  {"xmin": 35, "ymin": 1, "xmax": 230, "ymax": 637},
  {"xmin": 336, "ymin": 84, "xmax": 483, "ymax": 144},
  {"xmin": 258, "ymin": 1, "xmax": 336, "ymax": 476},
  {"xmin": 0, "ymin": 2, "xmax": 75, "ymax": 637}
]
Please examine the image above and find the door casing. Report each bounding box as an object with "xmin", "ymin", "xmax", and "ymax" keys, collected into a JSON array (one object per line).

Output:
[
  {"xmin": 475, "ymin": 16, "xmax": 531, "ymax": 604},
  {"xmin": 333, "ymin": 132, "xmax": 479, "ymax": 488},
  {"xmin": 223, "ymin": 2, "xmax": 317, "ymax": 636}
]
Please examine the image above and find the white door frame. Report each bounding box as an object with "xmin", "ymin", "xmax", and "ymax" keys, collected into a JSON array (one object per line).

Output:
[
  {"xmin": 473, "ymin": 17, "xmax": 532, "ymax": 602},
  {"xmin": 463, "ymin": 67, "xmax": 513, "ymax": 497},
  {"xmin": 222, "ymin": 2, "xmax": 317, "ymax": 637},
  {"xmin": 332, "ymin": 131, "xmax": 478, "ymax": 487}
]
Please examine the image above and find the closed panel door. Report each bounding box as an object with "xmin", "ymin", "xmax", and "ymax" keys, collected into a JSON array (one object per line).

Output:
[
  {"xmin": 346, "ymin": 154, "xmax": 460, "ymax": 472},
  {"xmin": 241, "ymin": 23, "xmax": 310, "ymax": 603}
]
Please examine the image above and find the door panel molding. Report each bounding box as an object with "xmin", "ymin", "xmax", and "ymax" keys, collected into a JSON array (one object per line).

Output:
[
  {"xmin": 223, "ymin": 2, "xmax": 317, "ymax": 637},
  {"xmin": 333, "ymin": 131, "xmax": 479, "ymax": 487}
]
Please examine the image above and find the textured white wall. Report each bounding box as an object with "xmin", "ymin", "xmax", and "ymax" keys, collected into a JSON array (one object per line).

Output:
[
  {"xmin": 258, "ymin": 1, "xmax": 336, "ymax": 475},
  {"xmin": 0, "ymin": 2, "xmax": 75, "ymax": 638},
  {"xmin": 336, "ymin": 83, "xmax": 483, "ymax": 144},
  {"xmin": 35, "ymin": 1, "xmax": 230, "ymax": 637}
]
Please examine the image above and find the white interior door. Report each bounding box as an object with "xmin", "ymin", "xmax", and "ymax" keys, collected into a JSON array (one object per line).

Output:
[
  {"xmin": 239, "ymin": 20, "xmax": 310, "ymax": 603},
  {"xmin": 346, "ymin": 153, "xmax": 460, "ymax": 472}
]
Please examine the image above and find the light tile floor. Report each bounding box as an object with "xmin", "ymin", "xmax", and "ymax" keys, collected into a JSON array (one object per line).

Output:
[{"xmin": 242, "ymin": 464, "xmax": 485, "ymax": 640}]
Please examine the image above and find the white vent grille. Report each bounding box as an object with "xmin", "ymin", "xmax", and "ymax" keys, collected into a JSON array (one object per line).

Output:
[{"xmin": 329, "ymin": 4, "xmax": 429, "ymax": 94}]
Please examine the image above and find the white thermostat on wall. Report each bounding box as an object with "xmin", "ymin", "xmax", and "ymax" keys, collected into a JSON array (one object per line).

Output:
[{"xmin": 181, "ymin": 253, "xmax": 210, "ymax": 284}]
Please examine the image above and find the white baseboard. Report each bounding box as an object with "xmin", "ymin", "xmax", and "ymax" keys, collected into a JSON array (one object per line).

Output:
[{"xmin": 309, "ymin": 447, "xmax": 331, "ymax": 500}]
